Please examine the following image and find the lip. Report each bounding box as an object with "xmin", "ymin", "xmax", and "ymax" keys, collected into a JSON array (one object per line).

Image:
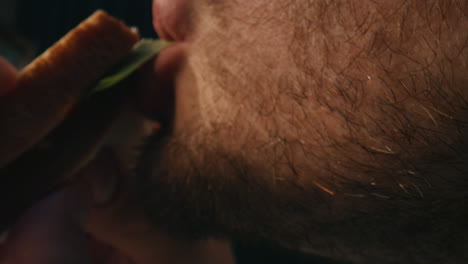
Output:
[
  {"xmin": 152, "ymin": 0, "xmax": 191, "ymax": 41},
  {"xmin": 136, "ymin": 43, "xmax": 186, "ymax": 124},
  {"xmin": 147, "ymin": 0, "xmax": 190, "ymax": 126}
]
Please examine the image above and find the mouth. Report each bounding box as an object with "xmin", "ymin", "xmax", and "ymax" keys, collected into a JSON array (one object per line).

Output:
[
  {"xmin": 1, "ymin": 6, "xmax": 193, "ymax": 263},
  {"xmin": 137, "ymin": 0, "xmax": 191, "ymax": 126},
  {"xmin": 136, "ymin": 43, "xmax": 186, "ymax": 127},
  {"xmin": 83, "ymin": 2, "xmax": 192, "ymax": 263}
]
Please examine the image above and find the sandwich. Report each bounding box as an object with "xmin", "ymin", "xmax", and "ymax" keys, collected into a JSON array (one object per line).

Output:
[{"xmin": 0, "ymin": 10, "xmax": 168, "ymax": 232}]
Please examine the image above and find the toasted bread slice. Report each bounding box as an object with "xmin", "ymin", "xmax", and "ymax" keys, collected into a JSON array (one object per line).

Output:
[{"xmin": 0, "ymin": 10, "xmax": 139, "ymax": 168}]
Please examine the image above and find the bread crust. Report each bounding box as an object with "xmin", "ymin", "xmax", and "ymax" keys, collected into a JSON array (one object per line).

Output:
[
  {"xmin": 0, "ymin": 10, "xmax": 139, "ymax": 168},
  {"xmin": 0, "ymin": 76, "xmax": 135, "ymax": 233}
]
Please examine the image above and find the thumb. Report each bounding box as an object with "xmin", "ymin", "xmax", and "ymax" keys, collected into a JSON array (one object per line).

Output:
[
  {"xmin": 0, "ymin": 187, "xmax": 91, "ymax": 264},
  {"xmin": 0, "ymin": 57, "xmax": 18, "ymax": 97}
]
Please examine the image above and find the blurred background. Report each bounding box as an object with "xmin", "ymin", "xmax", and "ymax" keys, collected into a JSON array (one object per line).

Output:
[
  {"xmin": 0, "ymin": 1, "xmax": 346, "ymax": 263},
  {"xmin": 0, "ymin": 0, "xmax": 154, "ymax": 67}
]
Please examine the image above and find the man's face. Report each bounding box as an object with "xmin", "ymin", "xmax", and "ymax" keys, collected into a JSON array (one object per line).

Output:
[{"xmin": 119, "ymin": 0, "xmax": 467, "ymax": 261}]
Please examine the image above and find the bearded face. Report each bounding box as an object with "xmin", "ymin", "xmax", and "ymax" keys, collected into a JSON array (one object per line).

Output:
[{"xmin": 116, "ymin": 0, "xmax": 467, "ymax": 262}]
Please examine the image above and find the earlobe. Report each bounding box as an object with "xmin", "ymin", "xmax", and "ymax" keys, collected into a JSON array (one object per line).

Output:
[{"xmin": 0, "ymin": 57, "xmax": 18, "ymax": 97}]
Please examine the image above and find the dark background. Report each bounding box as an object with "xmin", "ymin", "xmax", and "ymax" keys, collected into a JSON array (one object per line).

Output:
[
  {"xmin": 0, "ymin": 1, "xmax": 346, "ymax": 263},
  {"xmin": 1, "ymin": 0, "xmax": 155, "ymax": 54}
]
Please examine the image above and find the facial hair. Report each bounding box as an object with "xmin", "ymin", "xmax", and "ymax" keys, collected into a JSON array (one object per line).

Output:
[{"xmin": 126, "ymin": 1, "xmax": 468, "ymax": 263}]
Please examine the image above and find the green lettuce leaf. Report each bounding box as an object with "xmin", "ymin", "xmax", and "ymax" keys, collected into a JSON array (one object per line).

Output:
[{"xmin": 89, "ymin": 39, "xmax": 171, "ymax": 95}]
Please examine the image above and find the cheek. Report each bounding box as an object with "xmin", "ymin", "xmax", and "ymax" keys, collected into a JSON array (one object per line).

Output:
[
  {"xmin": 169, "ymin": 1, "xmax": 362, "ymax": 188},
  {"xmin": 189, "ymin": 1, "xmax": 298, "ymax": 103},
  {"xmin": 179, "ymin": 20, "xmax": 304, "ymax": 138}
]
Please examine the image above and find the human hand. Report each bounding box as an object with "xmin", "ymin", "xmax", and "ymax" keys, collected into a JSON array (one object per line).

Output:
[
  {"xmin": 0, "ymin": 57, "xmax": 92, "ymax": 264},
  {"xmin": 0, "ymin": 57, "xmax": 234, "ymax": 264},
  {"xmin": 0, "ymin": 189, "xmax": 91, "ymax": 264},
  {"xmin": 0, "ymin": 147, "xmax": 232, "ymax": 264}
]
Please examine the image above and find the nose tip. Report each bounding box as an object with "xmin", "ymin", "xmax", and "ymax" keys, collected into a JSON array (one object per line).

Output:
[{"xmin": 152, "ymin": 0, "xmax": 191, "ymax": 41}]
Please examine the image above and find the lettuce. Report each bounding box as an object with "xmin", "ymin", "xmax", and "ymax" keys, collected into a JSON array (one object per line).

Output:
[{"xmin": 89, "ymin": 39, "xmax": 171, "ymax": 95}]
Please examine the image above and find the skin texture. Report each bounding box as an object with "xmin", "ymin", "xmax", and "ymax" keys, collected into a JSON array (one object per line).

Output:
[
  {"xmin": 126, "ymin": 0, "xmax": 468, "ymax": 263},
  {"xmin": 0, "ymin": 58, "xmax": 91, "ymax": 261},
  {"xmin": 0, "ymin": 48, "xmax": 234, "ymax": 264},
  {"xmin": 0, "ymin": 146, "xmax": 234, "ymax": 264},
  {"xmin": 1, "ymin": 1, "xmax": 467, "ymax": 263}
]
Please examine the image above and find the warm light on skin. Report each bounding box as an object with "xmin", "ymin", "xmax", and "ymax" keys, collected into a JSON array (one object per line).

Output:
[
  {"xmin": 0, "ymin": 57, "xmax": 18, "ymax": 97},
  {"xmin": 126, "ymin": 1, "xmax": 468, "ymax": 263},
  {"xmin": 1, "ymin": 0, "xmax": 467, "ymax": 263}
]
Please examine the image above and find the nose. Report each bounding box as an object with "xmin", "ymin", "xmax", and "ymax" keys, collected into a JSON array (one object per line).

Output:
[{"xmin": 152, "ymin": 0, "xmax": 192, "ymax": 42}]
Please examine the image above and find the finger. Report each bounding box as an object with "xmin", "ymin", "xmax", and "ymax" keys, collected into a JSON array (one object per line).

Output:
[
  {"xmin": 0, "ymin": 188, "xmax": 91, "ymax": 264},
  {"xmin": 0, "ymin": 57, "xmax": 18, "ymax": 97},
  {"xmin": 81, "ymin": 149, "xmax": 235, "ymax": 264}
]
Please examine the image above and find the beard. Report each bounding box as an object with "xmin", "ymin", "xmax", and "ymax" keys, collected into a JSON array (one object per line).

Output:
[
  {"xmin": 128, "ymin": 47, "xmax": 468, "ymax": 253},
  {"xmin": 129, "ymin": 115, "xmax": 468, "ymax": 263},
  {"xmin": 117, "ymin": 1, "xmax": 468, "ymax": 262},
  {"xmin": 132, "ymin": 121, "xmax": 335, "ymax": 248}
]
